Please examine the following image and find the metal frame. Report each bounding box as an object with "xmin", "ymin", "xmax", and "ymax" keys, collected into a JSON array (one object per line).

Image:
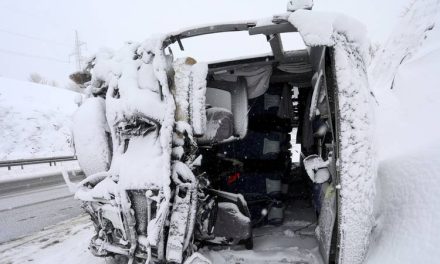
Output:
[
  {"xmin": 0, "ymin": 155, "xmax": 77, "ymax": 170},
  {"xmin": 163, "ymin": 22, "xmax": 257, "ymax": 47},
  {"xmin": 162, "ymin": 20, "xmax": 300, "ymax": 64}
]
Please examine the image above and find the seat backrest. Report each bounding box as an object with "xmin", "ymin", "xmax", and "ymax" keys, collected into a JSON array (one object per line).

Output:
[
  {"xmin": 197, "ymin": 107, "xmax": 234, "ymax": 145},
  {"xmin": 201, "ymin": 81, "xmax": 249, "ymax": 144}
]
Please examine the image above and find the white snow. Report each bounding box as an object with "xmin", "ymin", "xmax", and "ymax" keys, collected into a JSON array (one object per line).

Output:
[
  {"xmin": 101, "ymin": 44, "xmax": 168, "ymax": 132},
  {"xmin": 117, "ymin": 134, "xmax": 167, "ymax": 190},
  {"xmin": 172, "ymin": 57, "xmax": 208, "ymax": 136},
  {"xmin": 76, "ymin": 37, "xmax": 179, "ymax": 248},
  {"xmin": 0, "ymin": 215, "xmax": 106, "ymax": 264},
  {"xmin": 331, "ymin": 29, "xmax": 375, "ymax": 264},
  {"xmin": 0, "ymin": 77, "xmax": 78, "ymax": 160},
  {"xmin": 288, "ymin": 1, "xmax": 440, "ymax": 263},
  {"xmin": 84, "ymin": 40, "xmax": 171, "ymax": 191},
  {"xmin": 287, "ymin": 0, "xmax": 314, "ymax": 12},
  {"xmin": 3, "ymin": 2, "xmax": 440, "ymax": 264},
  {"xmin": 288, "ymin": 10, "xmax": 338, "ymax": 47},
  {"xmin": 173, "ymin": 58, "xmax": 193, "ymax": 122},
  {"xmin": 72, "ymin": 97, "xmax": 111, "ymax": 177},
  {"xmin": 365, "ymin": 0, "xmax": 440, "ymax": 263},
  {"xmin": 288, "ymin": 9, "xmax": 368, "ymax": 56},
  {"xmin": 75, "ymin": 176, "xmax": 117, "ymax": 201},
  {"xmin": 190, "ymin": 62, "xmax": 208, "ymax": 136},
  {"xmin": 0, "ymin": 202, "xmax": 323, "ymax": 264}
]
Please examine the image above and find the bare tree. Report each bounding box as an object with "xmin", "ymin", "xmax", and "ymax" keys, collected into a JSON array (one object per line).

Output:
[
  {"xmin": 28, "ymin": 72, "xmax": 59, "ymax": 87},
  {"xmin": 28, "ymin": 72, "xmax": 46, "ymax": 84}
]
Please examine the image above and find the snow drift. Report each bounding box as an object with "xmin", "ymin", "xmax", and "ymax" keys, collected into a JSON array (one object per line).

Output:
[{"xmin": 366, "ymin": 0, "xmax": 440, "ymax": 263}]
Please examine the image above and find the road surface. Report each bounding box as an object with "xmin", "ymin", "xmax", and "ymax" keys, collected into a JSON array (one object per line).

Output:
[
  {"xmin": 0, "ymin": 200, "xmax": 323, "ymax": 264},
  {"xmin": 0, "ymin": 172, "xmax": 84, "ymax": 243}
]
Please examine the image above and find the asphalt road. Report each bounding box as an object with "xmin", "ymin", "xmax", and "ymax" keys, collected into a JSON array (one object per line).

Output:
[{"xmin": 0, "ymin": 173, "xmax": 84, "ymax": 243}]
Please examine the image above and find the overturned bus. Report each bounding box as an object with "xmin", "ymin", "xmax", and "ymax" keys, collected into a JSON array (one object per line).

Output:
[{"xmin": 69, "ymin": 2, "xmax": 375, "ymax": 264}]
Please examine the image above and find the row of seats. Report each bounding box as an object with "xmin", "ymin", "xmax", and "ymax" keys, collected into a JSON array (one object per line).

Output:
[{"xmin": 215, "ymin": 84, "xmax": 295, "ymax": 226}]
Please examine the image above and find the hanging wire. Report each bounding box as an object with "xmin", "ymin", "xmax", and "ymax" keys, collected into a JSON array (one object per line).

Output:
[
  {"xmin": 0, "ymin": 28, "xmax": 70, "ymax": 47},
  {"xmin": 0, "ymin": 48, "xmax": 69, "ymax": 63}
]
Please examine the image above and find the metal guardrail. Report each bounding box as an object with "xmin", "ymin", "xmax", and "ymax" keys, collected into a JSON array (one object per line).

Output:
[{"xmin": 0, "ymin": 156, "xmax": 78, "ymax": 170}]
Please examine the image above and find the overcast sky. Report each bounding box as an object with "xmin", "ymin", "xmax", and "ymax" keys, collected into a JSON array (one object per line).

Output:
[{"xmin": 0, "ymin": 0, "xmax": 408, "ymax": 86}]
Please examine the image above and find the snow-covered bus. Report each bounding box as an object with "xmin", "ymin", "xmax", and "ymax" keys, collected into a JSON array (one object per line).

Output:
[{"xmin": 69, "ymin": 1, "xmax": 374, "ymax": 263}]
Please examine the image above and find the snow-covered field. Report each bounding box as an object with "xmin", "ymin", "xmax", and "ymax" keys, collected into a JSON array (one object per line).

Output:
[
  {"xmin": 0, "ymin": 77, "xmax": 80, "ymax": 185},
  {"xmin": 0, "ymin": 77, "xmax": 78, "ymax": 161}
]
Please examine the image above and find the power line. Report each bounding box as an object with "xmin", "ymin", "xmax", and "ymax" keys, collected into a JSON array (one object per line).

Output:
[
  {"xmin": 0, "ymin": 4, "xmax": 75, "ymax": 32},
  {"xmin": 0, "ymin": 48, "xmax": 69, "ymax": 63},
  {"xmin": 0, "ymin": 28, "xmax": 70, "ymax": 47},
  {"xmin": 70, "ymin": 30, "xmax": 87, "ymax": 71}
]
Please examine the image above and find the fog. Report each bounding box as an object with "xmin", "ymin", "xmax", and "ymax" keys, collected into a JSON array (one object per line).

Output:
[{"xmin": 0, "ymin": 0, "xmax": 407, "ymax": 86}]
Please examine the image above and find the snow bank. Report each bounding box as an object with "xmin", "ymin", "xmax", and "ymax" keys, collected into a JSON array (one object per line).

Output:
[
  {"xmin": 368, "ymin": 0, "xmax": 440, "ymax": 160},
  {"xmin": 369, "ymin": 0, "xmax": 439, "ymax": 94},
  {"xmin": 366, "ymin": 1, "xmax": 440, "ymax": 263},
  {"xmin": 290, "ymin": 1, "xmax": 440, "ymax": 263},
  {"xmin": 0, "ymin": 77, "xmax": 78, "ymax": 160},
  {"xmin": 367, "ymin": 144, "xmax": 440, "ymax": 263}
]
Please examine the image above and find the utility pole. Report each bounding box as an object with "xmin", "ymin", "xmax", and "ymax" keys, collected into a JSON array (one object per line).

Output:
[{"xmin": 70, "ymin": 30, "xmax": 86, "ymax": 71}]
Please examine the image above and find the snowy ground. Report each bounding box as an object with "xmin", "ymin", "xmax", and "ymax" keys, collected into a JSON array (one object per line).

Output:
[
  {"xmin": 0, "ymin": 192, "xmax": 81, "ymax": 243},
  {"xmin": 0, "ymin": 77, "xmax": 78, "ymax": 161},
  {"xmin": 0, "ymin": 161, "xmax": 84, "ymax": 243},
  {"xmin": 0, "ymin": 214, "xmax": 97, "ymax": 264},
  {"xmin": 204, "ymin": 201, "xmax": 323, "ymax": 264},
  {"xmin": 364, "ymin": 0, "xmax": 440, "ymax": 263}
]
